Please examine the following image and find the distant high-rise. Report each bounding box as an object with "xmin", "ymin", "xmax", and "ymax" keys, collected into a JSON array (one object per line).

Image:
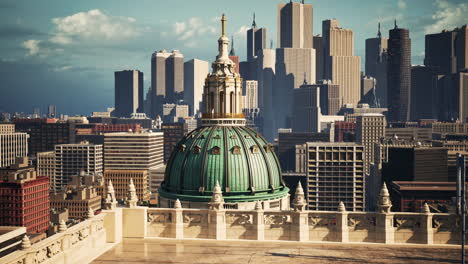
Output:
[
  {"xmin": 277, "ymin": 1, "xmax": 313, "ymax": 49},
  {"xmin": 150, "ymin": 50, "xmax": 184, "ymax": 117},
  {"xmin": 103, "ymin": 131, "xmax": 164, "ymax": 171},
  {"xmin": 47, "ymin": 105, "xmax": 57, "ymax": 118},
  {"xmin": 247, "ymin": 13, "xmax": 267, "ymax": 61},
  {"xmin": 313, "ymin": 35, "xmax": 324, "ymax": 81},
  {"xmin": 114, "ymin": 70, "xmax": 144, "ymax": 117},
  {"xmin": 323, "ymin": 19, "xmax": 361, "ymax": 108},
  {"xmin": 228, "ymin": 36, "xmax": 240, "ymax": 74},
  {"xmin": 161, "ymin": 123, "xmax": 187, "ymax": 163},
  {"xmin": 361, "ymin": 75, "xmax": 378, "ymax": 107},
  {"xmin": 365, "ymin": 23, "xmax": 388, "ymax": 107},
  {"xmin": 257, "ymin": 49, "xmax": 276, "ymax": 140},
  {"xmin": 356, "ymin": 113, "xmax": 386, "ymax": 174},
  {"xmin": 410, "ymin": 66, "xmax": 441, "ymax": 120},
  {"xmin": 243, "ymin": 80, "xmax": 258, "ymax": 110},
  {"xmin": 387, "ymin": 21, "xmax": 411, "ymax": 122},
  {"xmin": 54, "ymin": 142, "xmax": 103, "ymax": 191},
  {"xmin": 425, "ymin": 25, "xmax": 468, "ymax": 74},
  {"xmin": 0, "ymin": 130, "xmax": 28, "ymax": 168}
]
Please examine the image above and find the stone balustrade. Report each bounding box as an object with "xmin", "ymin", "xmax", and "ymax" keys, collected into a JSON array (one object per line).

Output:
[
  {"xmin": 0, "ymin": 213, "xmax": 113, "ymax": 264},
  {"xmin": 112, "ymin": 206, "xmax": 462, "ymax": 245}
]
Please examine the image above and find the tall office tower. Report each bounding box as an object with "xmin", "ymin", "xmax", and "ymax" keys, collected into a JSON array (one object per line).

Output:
[
  {"xmin": 425, "ymin": 25, "xmax": 468, "ymax": 74},
  {"xmin": 162, "ymin": 103, "xmax": 189, "ymax": 123},
  {"xmin": 54, "ymin": 142, "xmax": 103, "ymax": 191},
  {"xmin": 150, "ymin": 50, "xmax": 184, "ymax": 117},
  {"xmin": 36, "ymin": 151, "xmax": 55, "ymax": 187},
  {"xmin": 103, "ymin": 131, "xmax": 164, "ymax": 171},
  {"xmin": 274, "ymin": 2, "xmax": 315, "ymax": 135},
  {"xmin": 0, "ymin": 131, "xmax": 28, "ymax": 168},
  {"xmin": 13, "ymin": 119, "xmax": 75, "ymax": 155},
  {"xmin": 0, "ymin": 157, "xmax": 49, "ymax": 233},
  {"xmin": 32, "ymin": 107, "xmax": 41, "ymax": 118},
  {"xmin": 313, "ymin": 35, "xmax": 324, "ymax": 81},
  {"xmin": 323, "ymin": 19, "xmax": 361, "ymax": 107},
  {"xmin": 439, "ymin": 72, "xmax": 468, "ymax": 122},
  {"xmin": 366, "ymin": 23, "xmax": 388, "ymax": 107},
  {"xmin": 228, "ymin": 37, "xmax": 240, "ymax": 74},
  {"xmin": 356, "ymin": 114, "xmax": 386, "ymax": 174},
  {"xmin": 277, "ymin": 1, "xmax": 313, "ymax": 49},
  {"xmin": 247, "ymin": 13, "xmax": 267, "ymax": 61},
  {"xmin": 387, "ymin": 21, "xmax": 411, "ymax": 122},
  {"xmin": 243, "ymin": 80, "xmax": 258, "ymax": 110},
  {"xmin": 361, "ymin": 75, "xmax": 378, "ymax": 107},
  {"xmin": 114, "ymin": 70, "xmax": 144, "ymax": 117},
  {"xmin": 305, "ymin": 142, "xmax": 364, "ymax": 211},
  {"xmin": 410, "ymin": 66, "xmax": 441, "ymax": 120},
  {"xmin": 50, "ymin": 172, "xmax": 102, "ymax": 218},
  {"xmin": 184, "ymin": 59, "xmax": 209, "ymax": 115},
  {"xmin": 161, "ymin": 123, "xmax": 187, "ymax": 163},
  {"xmin": 47, "ymin": 105, "xmax": 57, "ymax": 118},
  {"xmin": 257, "ymin": 49, "xmax": 276, "ymax": 140},
  {"xmin": 103, "ymin": 170, "xmax": 150, "ymax": 202}
]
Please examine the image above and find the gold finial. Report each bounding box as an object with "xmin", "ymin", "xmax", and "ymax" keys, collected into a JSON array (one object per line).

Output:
[{"xmin": 221, "ymin": 14, "xmax": 226, "ymax": 36}]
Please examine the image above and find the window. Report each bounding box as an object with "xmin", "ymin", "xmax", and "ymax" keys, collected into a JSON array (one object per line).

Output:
[
  {"xmin": 193, "ymin": 146, "xmax": 201, "ymax": 154},
  {"xmin": 211, "ymin": 146, "xmax": 221, "ymax": 155},
  {"xmin": 232, "ymin": 146, "xmax": 241, "ymax": 154}
]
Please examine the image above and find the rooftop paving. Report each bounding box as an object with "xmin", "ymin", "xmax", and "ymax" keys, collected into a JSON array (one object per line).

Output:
[{"xmin": 93, "ymin": 238, "xmax": 460, "ymax": 264}]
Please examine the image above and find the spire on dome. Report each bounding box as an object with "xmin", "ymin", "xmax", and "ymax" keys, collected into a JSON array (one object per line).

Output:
[{"xmin": 221, "ymin": 14, "xmax": 227, "ymax": 36}]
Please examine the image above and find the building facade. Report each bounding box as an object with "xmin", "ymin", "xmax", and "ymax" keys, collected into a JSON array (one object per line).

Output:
[
  {"xmin": 356, "ymin": 114, "xmax": 386, "ymax": 174},
  {"xmin": 184, "ymin": 59, "xmax": 209, "ymax": 115},
  {"xmin": 0, "ymin": 132, "xmax": 28, "ymax": 168},
  {"xmin": 0, "ymin": 157, "xmax": 49, "ymax": 233},
  {"xmin": 305, "ymin": 142, "xmax": 365, "ymax": 211},
  {"xmin": 365, "ymin": 24, "xmax": 388, "ymax": 107},
  {"xmin": 114, "ymin": 70, "xmax": 144, "ymax": 117},
  {"xmin": 103, "ymin": 170, "xmax": 150, "ymax": 202}
]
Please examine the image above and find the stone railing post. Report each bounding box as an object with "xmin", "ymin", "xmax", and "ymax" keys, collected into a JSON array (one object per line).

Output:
[
  {"xmin": 421, "ymin": 203, "xmax": 433, "ymax": 244},
  {"xmin": 336, "ymin": 202, "xmax": 349, "ymax": 243},
  {"xmin": 254, "ymin": 202, "xmax": 265, "ymax": 241},
  {"xmin": 103, "ymin": 207, "xmax": 122, "ymax": 243},
  {"xmin": 209, "ymin": 209, "xmax": 226, "ymax": 240},
  {"xmin": 376, "ymin": 183, "xmax": 394, "ymax": 244},
  {"xmin": 293, "ymin": 210, "xmax": 309, "ymax": 241},
  {"xmin": 172, "ymin": 199, "xmax": 184, "ymax": 239}
]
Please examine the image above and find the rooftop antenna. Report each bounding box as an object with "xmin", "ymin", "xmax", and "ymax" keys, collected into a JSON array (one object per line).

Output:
[
  {"xmin": 229, "ymin": 36, "xmax": 235, "ymax": 56},
  {"xmin": 377, "ymin": 22, "xmax": 382, "ymax": 38},
  {"xmin": 394, "ymin": 19, "xmax": 398, "ymax": 29},
  {"xmin": 252, "ymin": 12, "xmax": 257, "ymax": 28},
  {"xmin": 303, "ymin": 72, "xmax": 307, "ymax": 85},
  {"xmin": 270, "ymin": 39, "xmax": 273, "ymax": 49}
]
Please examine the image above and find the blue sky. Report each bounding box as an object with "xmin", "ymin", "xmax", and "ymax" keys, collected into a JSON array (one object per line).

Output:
[{"xmin": 0, "ymin": 0, "xmax": 467, "ymax": 115}]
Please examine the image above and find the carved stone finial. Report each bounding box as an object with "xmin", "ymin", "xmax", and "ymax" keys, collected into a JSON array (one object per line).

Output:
[
  {"xmin": 209, "ymin": 180, "xmax": 224, "ymax": 210},
  {"xmin": 174, "ymin": 199, "xmax": 182, "ymax": 209},
  {"xmin": 58, "ymin": 219, "xmax": 67, "ymax": 232},
  {"xmin": 126, "ymin": 178, "xmax": 138, "ymax": 208},
  {"xmin": 423, "ymin": 202, "xmax": 431, "ymax": 214},
  {"xmin": 104, "ymin": 180, "xmax": 117, "ymax": 210},
  {"xmin": 378, "ymin": 182, "xmax": 392, "ymax": 213},
  {"xmin": 338, "ymin": 201, "xmax": 346, "ymax": 212},
  {"xmin": 293, "ymin": 181, "xmax": 306, "ymax": 211},
  {"xmin": 255, "ymin": 201, "xmax": 263, "ymax": 211},
  {"xmin": 87, "ymin": 207, "xmax": 94, "ymax": 218},
  {"xmin": 21, "ymin": 235, "xmax": 31, "ymax": 250}
]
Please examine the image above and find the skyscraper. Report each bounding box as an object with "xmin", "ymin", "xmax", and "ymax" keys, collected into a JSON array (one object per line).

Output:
[
  {"xmin": 150, "ymin": 50, "xmax": 184, "ymax": 118},
  {"xmin": 256, "ymin": 49, "xmax": 276, "ymax": 140},
  {"xmin": 47, "ymin": 105, "xmax": 57, "ymax": 118},
  {"xmin": 114, "ymin": 70, "xmax": 144, "ymax": 117},
  {"xmin": 387, "ymin": 21, "xmax": 411, "ymax": 122},
  {"xmin": 228, "ymin": 36, "xmax": 240, "ymax": 74},
  {"xmin": 323, "ymin": 19, "xmax": 361, "ymax": 108},
  {"xmin": 0, "ymin": 130, "xmax": 28, "ymax": 168},
  {"xmin": 356, "ymin": 113, "xmax": 386, "ymax": 174},
  {"xmin": 365, "ymin": 23, "xmax": 388, "ymax": 107},
  {"xmin": 247, "ymin": 13, "xmax": 267, "ymax": 61},
  {"xmin": 425, "ymin": 25, "xmax": 468, "ymax": 74},
  {"xmin": 277, "ymin": 1, "xmax": 313, "ymax": 49}
]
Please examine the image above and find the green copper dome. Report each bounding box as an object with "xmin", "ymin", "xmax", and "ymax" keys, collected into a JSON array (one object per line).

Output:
[{"xmin": 159, "ymin": 126, "xmax": 289, "ymax": 203}]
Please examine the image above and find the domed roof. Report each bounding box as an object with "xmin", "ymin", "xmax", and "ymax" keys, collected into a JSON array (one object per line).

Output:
[{"xmin": 159, "ymin": 126, "xmax": 289, "ymax": 203}]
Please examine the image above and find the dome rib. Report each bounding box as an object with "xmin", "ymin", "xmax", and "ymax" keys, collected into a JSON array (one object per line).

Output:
[
  {"xmin": 179, "ymin": 127, "xmax": 208, "ymax": 192},
  {"xmin": 200, "ymin": 127, "xmax": 216, "ymax": 193},
  {"xmin": 244, "ymin": 127, "xmax": 274, "ymax": 191},
  {"xmin": 222, "ymin": 127, "xmax": 230, "ymax": 192},
  {"xmin": 232, "ymin": 126, "xmax": 255, "ymax": 193}
]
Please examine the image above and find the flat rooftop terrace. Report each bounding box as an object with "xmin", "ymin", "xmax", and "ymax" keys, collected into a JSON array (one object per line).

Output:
[{"xmin": 93, "ymin": 238, "xmax": 460, "ymax": 264}]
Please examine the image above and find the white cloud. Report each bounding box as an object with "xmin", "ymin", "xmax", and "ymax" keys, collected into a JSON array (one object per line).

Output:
[
  {"xmin": 50, "ymin": 9, "xmax": 142, "ymax": 44},
  {"xmin": 397, "ymin": 0, "xmax": 406, "ymax": 10},
  {"xmin": 424, "ymin": 1, "xmax": 468, "ymax": 34},
  {"xmin": 234, "ymin": 25, "xmax": 249, "ymax": 39},
  {"xmin": 171, "ymin": 17, "xmax": 217, "ymax": 47},
  {"xmin": 52, "ymin": 65, "xmax": 73, "ymax": 72},
  {"xmin": 22, "ymin": 39, "xmax": 41, "ymax": 55}
]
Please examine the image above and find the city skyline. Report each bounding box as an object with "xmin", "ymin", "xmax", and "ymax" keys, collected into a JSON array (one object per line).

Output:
[{"xmin": 0, "ymin": 0, "xmax": 467, "ymax": 114}]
